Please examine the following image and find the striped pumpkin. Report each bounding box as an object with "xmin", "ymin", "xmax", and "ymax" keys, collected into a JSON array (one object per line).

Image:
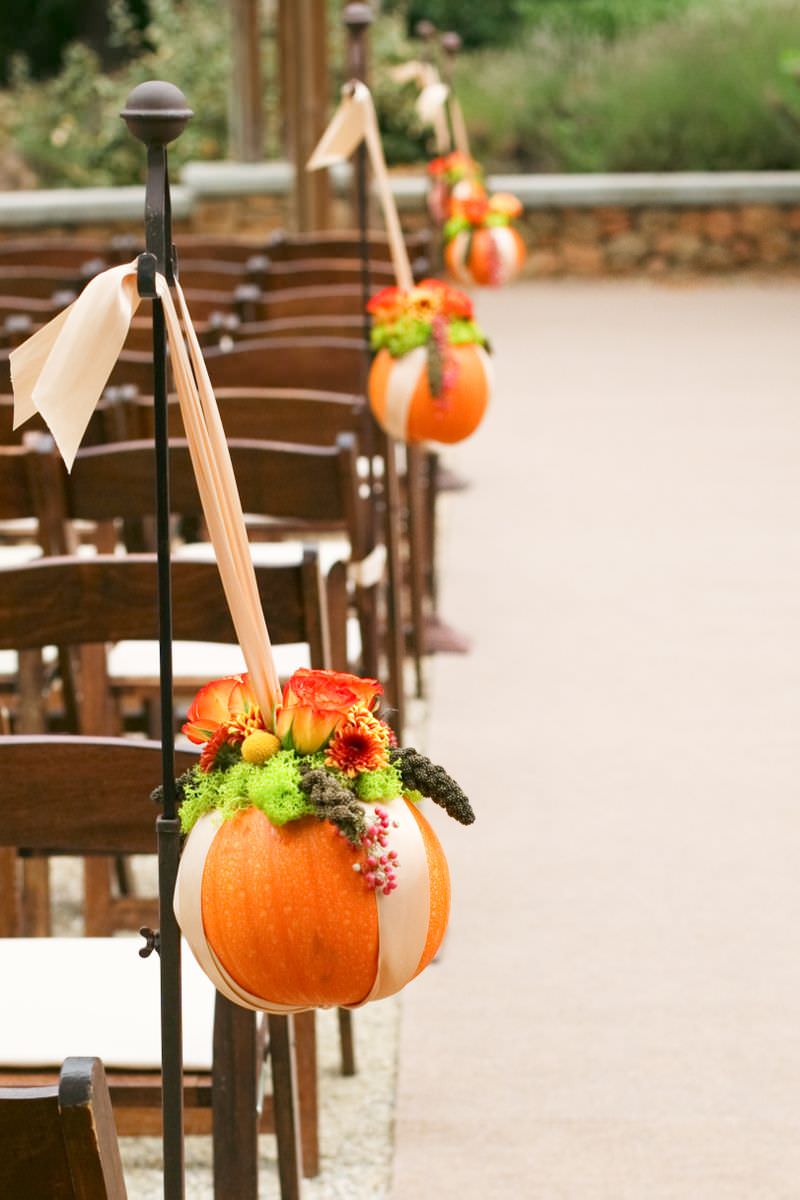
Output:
[
  {"xmin": 174, "ymin": 797, "xmax": 450, "ymax": 1012},
  {"xmin": 445, "ymin": 225, "xmax": 526, "ymax": 287},
  {"xmin": 369, "ymin": 343, "xmax": 491, "ymax": 445}
]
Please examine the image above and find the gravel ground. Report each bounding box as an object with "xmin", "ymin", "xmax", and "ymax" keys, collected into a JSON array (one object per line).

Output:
[{"xmin": 118, "ymin": 1001, "xmax": 400, "ymax": 1200}]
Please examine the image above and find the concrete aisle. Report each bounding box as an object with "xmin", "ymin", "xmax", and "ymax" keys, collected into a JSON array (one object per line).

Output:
[{"xmin": 390, "ymin": 280, "xmax": 800, "ymax": 1199}]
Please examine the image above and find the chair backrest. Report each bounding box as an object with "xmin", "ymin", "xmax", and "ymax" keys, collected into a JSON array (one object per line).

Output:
[
  {"xmin": 230, "ymin": 314, "xmax": 366, "ymax": 342},
  {"xmin": 234, "ymin": 283, "xmax": 367, "ymax": 321},
  {"xmin": 127, "ymin": 387, "xmax": 372, "ymax": 451},
  {"xmin": 0, "ymin": 239, "xmax": 111, "ymax": 269},
  {"xmin": 202, "ymin": 337, "xmax": 367, "ymax": 394},
  {"xmin": 0, "ymin": 1056, "xmax": 127, "ymax": 1199},
  {"xmin": 258, "ymin": 259, "xmax": 396, "ymax": 292},
  {"xmin": 0, "ymin": 265, "xmax": 98, "ymax": 299},
  {"xmin": 263, "ymin": 227, "xmax": 431, "ymax": 265},
  {"xmin": 0, "ymin": 736, "xmax": 197, "ymax": 856},
  {"xmin": 64, "ymin": 435, "xmax": 365, "ymax": 543},
  {"xmin": 109, "ymin": 336, "xmax": 367, "ymax": 395},
  {"xmin": 0, "ymin": 552, "xmax": 330, "ymax": 668},
  {"xmin": 0, "ymin": 393, "xmax": 128, "ymax": 448}
]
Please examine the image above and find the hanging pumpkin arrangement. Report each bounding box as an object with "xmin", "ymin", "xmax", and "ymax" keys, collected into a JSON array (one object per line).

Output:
[
  {"xmin": 426, "ymin": 151, "xmax": 485, "ymax": 224},
  {"xmin": 444, "ymin": 192, "xmax": 526, "ymax": 287},
  {"xmin": 366, "ymin": 278, "xmax": 492, "ymax": 445},
  {"xmin": 174, "ymin": 668, "xmax": 474, "ymax": 1012}
]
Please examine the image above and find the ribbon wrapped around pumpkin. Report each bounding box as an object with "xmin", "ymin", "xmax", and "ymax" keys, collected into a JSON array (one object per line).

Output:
[{"xmin": 11, "ymin": 264, "xmax": 475, "ymax": 1013}]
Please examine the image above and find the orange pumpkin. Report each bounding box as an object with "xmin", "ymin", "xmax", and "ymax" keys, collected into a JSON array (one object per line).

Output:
[
  {"xmin": 445, "ymin": 225, "xmax": 526, "ymax": 287},
  {"xmin": 175, "ymin": 797, "xmax": 450, "ymax": 1012},
  {"xmin": 368, "ymin": 343, "xmax": 491, "ymax": 445}
]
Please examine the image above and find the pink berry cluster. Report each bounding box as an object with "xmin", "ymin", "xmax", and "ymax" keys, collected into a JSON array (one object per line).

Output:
[{"xmin": 352, "ymin": 806, "xmax": 400, "ymax": 895}]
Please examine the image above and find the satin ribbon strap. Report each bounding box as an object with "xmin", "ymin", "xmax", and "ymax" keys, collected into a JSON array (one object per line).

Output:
[{"xmin": 307, "ymin": 81, "xmax": 414, "ymax": 291}]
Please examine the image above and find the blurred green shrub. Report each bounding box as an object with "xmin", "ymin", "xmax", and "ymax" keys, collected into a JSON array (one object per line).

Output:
[
  {"xmin": 0, "ymin": 0, "xmax": 272, "ymax": 187},
  {"xmin": 457, "ymin": 0, "xmax": 800, "ymax": 171}
]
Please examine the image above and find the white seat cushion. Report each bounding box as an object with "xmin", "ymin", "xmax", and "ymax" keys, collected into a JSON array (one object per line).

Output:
[
  {"xmin": 173, "ymin": 536, "xmax": 351, "ymax": 577},
  {"xmin": 0, "ymin": 937, "xmax": 215, "ymax": 1071}
]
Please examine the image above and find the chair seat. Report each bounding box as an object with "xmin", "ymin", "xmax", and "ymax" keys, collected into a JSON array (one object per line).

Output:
[
  {"xmin": 173, "ymin": 534, "xmax": 351, "ymax": 578},
  {"xmin": 0, "ymin": 937, "xmax": 215, "ymax": 1071}
]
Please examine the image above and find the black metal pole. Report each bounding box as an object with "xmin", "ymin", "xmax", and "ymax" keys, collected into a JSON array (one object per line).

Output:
[
  {"xmin": 343, "ymin": 3, "xmax": 406, "ymax": 737},
  {"xmin": 120, "ymin": 80, "xmax": 193, "ymax": 1200},
  {"xmin": 343, "ymin": 2, "xmax": 372, "ymax": 346}
]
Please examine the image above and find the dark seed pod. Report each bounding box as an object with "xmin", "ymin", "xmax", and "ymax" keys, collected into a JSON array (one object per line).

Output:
[{"xmin": 389, "ymin": 748, "xmax": 475, "ymax": 825}]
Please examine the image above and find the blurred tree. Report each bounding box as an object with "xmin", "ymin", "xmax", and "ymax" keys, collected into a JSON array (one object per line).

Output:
[
  {"xmin": 386, "ymin": 0, "xmax": 525, "ymax": 48},
  {"xmin": 0, "ymin": 0, "xmax": 149, "ymax": 84}
]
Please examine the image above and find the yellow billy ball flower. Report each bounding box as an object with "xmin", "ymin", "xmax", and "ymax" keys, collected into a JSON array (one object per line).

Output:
[{"xmin": 241, "ymin": 730, "xmax": 281, "ymax": 765}]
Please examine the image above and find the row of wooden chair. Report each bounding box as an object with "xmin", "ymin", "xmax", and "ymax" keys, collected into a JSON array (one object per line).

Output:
[{"xmin": 0, "ymin": 223, "xmax": 447, "ymax": 1198}]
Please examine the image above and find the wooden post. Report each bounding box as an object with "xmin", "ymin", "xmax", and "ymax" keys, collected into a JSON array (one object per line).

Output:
[
  {"xmin": 279, "ymin": 0, "xmax": 330, "ymax": 230},
  {"xmin": 229, "ymin": 0, "xmax": 263, "ymax": 161}
]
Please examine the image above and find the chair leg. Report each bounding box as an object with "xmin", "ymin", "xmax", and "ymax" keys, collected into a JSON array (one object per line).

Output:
[
  {"xmin": 212, "ymin": 996, "xmax": 259, "ymax": 1200},
  {"xmin": 268, "ymin": 1014, "xmax": 303, "ymax": 1200},
  {"xmin": 0, "ymin": 848, "xmax": 17, "ymax": 936},
  {"xmin": 83, "ymin": 858, "xmax": 113, "ymax": 936},
  {"xmin": 293, "ymin": 1011, "xmax": 319, "ymax": 1178},
  {"xmin": 337, "ymin": 1008, "xmax": 356, "ymax": 1077},
  {"xmin": 20, "ymin": 857, "xmax": 50, "ymax": 936}
]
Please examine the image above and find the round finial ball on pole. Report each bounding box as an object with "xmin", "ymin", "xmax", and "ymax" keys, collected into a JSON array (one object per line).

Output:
[
  {"xmin": 343, "ymin": 2, "xmax": 373, "ymax": 32},
  {"xmin": 120, "ymin": 81, "xmax": 193, "ymax": 147}
]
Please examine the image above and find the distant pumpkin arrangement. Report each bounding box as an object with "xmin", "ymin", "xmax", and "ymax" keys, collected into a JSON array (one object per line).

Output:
[
  {"xmin": 367, "ymin": 277, "xmax": 492, "ymax": 444},
  {"xmin": 174, "ymin": 667, "xmax": 474, "ymax": 1012},
  {"xmin": 428, "ymin": 150, "xmax": 526, "ymax": 287}
]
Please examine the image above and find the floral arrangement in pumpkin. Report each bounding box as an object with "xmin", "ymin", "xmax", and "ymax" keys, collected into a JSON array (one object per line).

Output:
[
  {"xmin": 427, "ymin": 151, "xmax": 484, "ymax": 189},
  {"xmin": 443, "ymin": 191, "xmax": 524, "ymax": 245},
  {"xmin": 368, "ymin": 278, "xmax": 488, "ymax": 395},
  {"xmin": 177, "ymin": 668, "xmax": 474, "ymax": 896},
  {"xmin": 427, "ymin": 152, "xmax": 485, "ymax": 224}
]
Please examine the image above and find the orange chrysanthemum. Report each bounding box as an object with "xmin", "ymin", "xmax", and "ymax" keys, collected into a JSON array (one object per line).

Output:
[{"xmin": 324, "ymin": 703, "xmax": 391, "ymax": 778}]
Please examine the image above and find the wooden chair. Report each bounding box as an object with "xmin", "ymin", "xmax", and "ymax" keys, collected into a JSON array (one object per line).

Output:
[
  {"xmin": 59, "ymin": 435, "xmax": 381, "ymax": 682},
  {"xmin": 0, "ymin": 1056, "xmax": 127, "ymax": 1199},
  {"xmin": 228, "ymin": 314, "xmax": 366, "ymax": 341},
  {"xmin": 0, "ymin": 551, "xmax": 330, "ymax": 935},
  {"xmin": 0, "ymin": 238, "xmax": 113, "ymax": 268},
  {"xmin": 108, "ymin": 336, "xmax": 367, "ymax": 395},
  {"xmin": 231, "ymin": 283, "xmax": 367, "ymax": 322},
  {"xmin": 174, "ymin": 227, "xmax": 430, "ymax": 266},
  {"xmin": 263, "ymin": 226, "xmax": 431, "ymax": 267},
  {"xmin": 0, "ymin": 264, "xmax": 100, "ymax": 299},
  {"xmin": 0, "ymin": 735, "xmax": 306, "ymax": 1200}
]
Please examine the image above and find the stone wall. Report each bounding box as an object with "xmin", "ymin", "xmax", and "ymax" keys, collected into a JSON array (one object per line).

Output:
[
  {"xmin": 518, "ymin": 203, "xmax": 800, "ymax": 277},
  {"xmin": 2, "ymin": 165, "xmax": 800, "ymax": 276}
]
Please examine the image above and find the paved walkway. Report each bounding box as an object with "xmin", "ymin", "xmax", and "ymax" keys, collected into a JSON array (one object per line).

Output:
[{"xmin": 390, "ymin": 280, "xmax": 800, "ymax": 1198}]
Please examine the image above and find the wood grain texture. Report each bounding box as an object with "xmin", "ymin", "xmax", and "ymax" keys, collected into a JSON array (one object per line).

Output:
[{"xmin": 0, "ymin": 1057, "xmax": 127, "ymax": 1200}]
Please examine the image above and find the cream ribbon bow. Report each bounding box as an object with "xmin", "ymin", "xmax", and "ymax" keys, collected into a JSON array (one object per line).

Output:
[
  {"xmin": 307, "ymin": 81, "xmax": 414, "ymax": 291},
  {"xmin": 389, "ymin": 60, "xmax": 471, "ymax": 159},
  {"xmin": 10, "ymin": 261, "xmax": 281, "ymax": 717}
]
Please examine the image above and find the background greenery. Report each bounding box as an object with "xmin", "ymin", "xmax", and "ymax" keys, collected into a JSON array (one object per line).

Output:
[{"xmin": 0, "ymin": 0, "xmax": 799, "ymax": 187}]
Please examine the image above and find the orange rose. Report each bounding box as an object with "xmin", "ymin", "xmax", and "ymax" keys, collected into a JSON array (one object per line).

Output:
[
  {"xmin": 182, "ymin": 674, "xmax": 258, "ymax": 744},
  {"xmin": 489, "ymin": 191, "xmax": 523, "ymax": 219},
  {"xmin": 441, "ymin": 285, "xmax": 473, "ymax": 320},
  {"xmin": 367, "ymin": 286, "xmax": 406, "ymax": 322},
  {"xmin": 455, "ymin": 194, "xmax": 490, "ymax": 227},
  {"xmin": 274, "ymin": 668, "xmax": 382, "ymax": 754}
]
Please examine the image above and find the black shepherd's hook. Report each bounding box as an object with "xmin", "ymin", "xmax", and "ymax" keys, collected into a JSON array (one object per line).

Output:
[{"xmin": 120, "ymin": 79, "xmax": 192, "ymax": 1200}]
